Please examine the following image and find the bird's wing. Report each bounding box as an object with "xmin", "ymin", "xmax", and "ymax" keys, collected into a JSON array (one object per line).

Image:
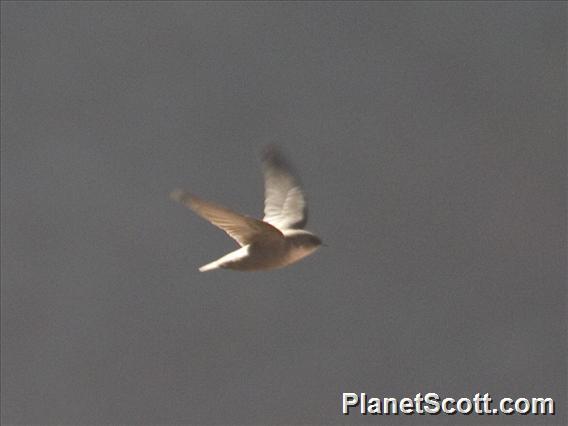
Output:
[
  {"xmin": 261, "ymin": 146, "xmax": 308, "ymax": 230},
  {"xmin": 171, "ymin": 190, "xmax": 283, "ymax": 246}
]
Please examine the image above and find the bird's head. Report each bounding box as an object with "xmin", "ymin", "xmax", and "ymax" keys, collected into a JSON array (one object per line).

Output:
[{"xmin": 286, "ymin": 230, "xmax": 323, "ymax": 250}]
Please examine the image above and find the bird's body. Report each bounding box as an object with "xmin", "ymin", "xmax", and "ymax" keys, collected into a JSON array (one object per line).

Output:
[
  {"xmin": 198, "ymin": 229, "xmax": 320, "ymax": 272},
  {"xmin": 171, "ymin": 147, "xmax": 321, "ymax": 272}
]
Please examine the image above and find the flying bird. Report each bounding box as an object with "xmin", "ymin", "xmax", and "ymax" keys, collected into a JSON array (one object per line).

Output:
[{"xmin": 171, "ymin": 147, "xmax": 322, "ymax": 272}]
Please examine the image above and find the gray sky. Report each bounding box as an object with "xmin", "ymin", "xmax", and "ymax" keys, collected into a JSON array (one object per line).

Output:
[{"xmin": 1, "ymin": 2, "xmax": 566, "ymax": 425}]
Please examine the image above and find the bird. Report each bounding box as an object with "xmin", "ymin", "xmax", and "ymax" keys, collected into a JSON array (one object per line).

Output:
[{"xmin": 170, "ymin": 146, "xmax": 322, "ymax": 272}]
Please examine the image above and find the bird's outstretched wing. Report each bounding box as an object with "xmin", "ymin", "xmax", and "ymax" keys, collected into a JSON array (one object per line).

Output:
[
  {"xmin": 261, "ymin": 146, "xmax": 308, "ymax": 230},
  {"xmin": 171, "ymin": 189, "xmax": 283, "ymax": 246}
]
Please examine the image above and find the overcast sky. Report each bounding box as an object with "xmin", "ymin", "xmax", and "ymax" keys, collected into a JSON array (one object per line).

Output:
[{"xmin": 1, "ymin": 2, "xmax": 566, "ymax": 425}]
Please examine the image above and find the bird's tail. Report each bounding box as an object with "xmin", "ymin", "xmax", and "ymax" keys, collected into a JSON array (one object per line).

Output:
[{"xmin": 198, "ymin": 260, "xmax": 220, "ymax": 272}]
